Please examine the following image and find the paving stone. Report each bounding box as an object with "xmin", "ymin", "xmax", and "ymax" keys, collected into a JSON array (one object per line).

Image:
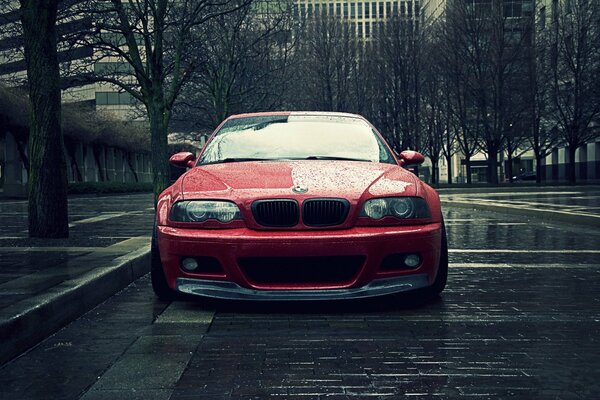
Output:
[{"xmin": 1, "ymin": 202, "xmax": 599, "ymax": 398}]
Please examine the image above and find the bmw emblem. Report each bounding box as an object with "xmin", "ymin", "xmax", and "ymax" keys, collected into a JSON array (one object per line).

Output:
[{"xmin": 292, "ymin": 185, "xmax": 308, "ymax": 194}]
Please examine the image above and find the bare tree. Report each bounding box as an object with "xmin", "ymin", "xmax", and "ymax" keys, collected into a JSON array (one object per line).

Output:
[
  {"xmin": 421, "ymin": 28, "xmax": 445, "ymax": 184},
  {"xmin": 15, "ymin": 0, "xmax": 69, "ymax": 238},
  {"xmin": 173, "ymin": 1, "xmax": 296, "ymax": 133},
  {"xmin": 372, "ymin": 17, "xmax": 422, "ymax": 152},
  {"xmin": 74, "ymin": 0, "xmax": 251, "ymax": 202},
  {"xmin": 524, "ymin": 8, "xmax": 563, "ymax": 184},
  {"xmin": 550, "ymin": 0, "xmax": 600, "ymax": 183},
  {"xmin": 290, "ymin": 13, "xmax": 361, "ymax": 112},
  {"xmin": 439, "ymin": 2, "xmax": 481, "ymax": 183},
  {"xmin": 437, "ymin": 1, "xmax": 536, "ymax": 184}
]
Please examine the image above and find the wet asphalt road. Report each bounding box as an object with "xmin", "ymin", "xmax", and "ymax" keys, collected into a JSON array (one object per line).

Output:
[{"xmin": 1, "ymin": 205, "xmax": 599, "ymax": 399}]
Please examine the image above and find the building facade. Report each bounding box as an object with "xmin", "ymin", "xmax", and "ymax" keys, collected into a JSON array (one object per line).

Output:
[
  {"xmin": 0, "ymin": 1, "xmax": 139, "ymax": 119},
  {"xmin": 295, "ymin": 0, "xmax": 422, "ymax": 39}
]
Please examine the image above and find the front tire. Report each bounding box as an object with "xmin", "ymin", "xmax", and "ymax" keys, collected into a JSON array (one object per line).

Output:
[
  {"xmin": 428, "ymin": 221, "xmax": 448, "ymax": 295},
  {"xmin": 151, "ymin": 225, "xmax": 176, "ymax": 301}
]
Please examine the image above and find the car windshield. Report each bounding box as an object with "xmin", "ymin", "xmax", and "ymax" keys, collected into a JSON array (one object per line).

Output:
[{"xmin": 198, "ymin": 115, "xmax": 396, "ymax": 165}]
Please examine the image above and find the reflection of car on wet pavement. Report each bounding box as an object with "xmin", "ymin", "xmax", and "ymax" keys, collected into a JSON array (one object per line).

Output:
[
  {"xmin": 513, "ymin": 171, "xmax": 537, "ymax": 181},
  {"xmin": 151, "ymin": 112, "xmax": 447, "ymax": 301}
]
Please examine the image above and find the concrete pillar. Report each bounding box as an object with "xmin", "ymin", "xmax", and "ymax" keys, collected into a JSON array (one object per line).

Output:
[
  {"xmin": 98, "ymin": 145, "xmax": 107, "ymax": 181},
  {"xmin": 558, "ymin": 147, "xmax": 566, "ymax": 180},
  {"xmin": 75, "ymin": 143, "xmax": 84, "ymax": 182},
  {"xmin": 115, "ymin": 149, "xmax": 124, "ymax": 182},
  {"xmin": 3, "ymin": 131, "xmax": 28, "ymax": 197},
  {"xmin": 84, "ymin": 145, "xmax": 96, "ymax": 182},
  {"xmin": 551, "ymin": 149, "xmax": 559, "ymax": 181},
  {"xmin": 587, "ymin": 142, "xmax": 599, "ymax": 180},
  {"xmin": 577, "ymin": 144, "xmax": 587, "ymax": 180},
  {"xmin": 106, "ymin": 147, "xmax": 115, "ymax": 181}
]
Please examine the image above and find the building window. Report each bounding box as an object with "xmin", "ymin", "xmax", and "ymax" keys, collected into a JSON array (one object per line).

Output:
[
  {"xmin": 95, "ymin": 91, "xmax": 136, "ymax": 106},
  {"xmin": 358, "ymin": 3, "xmax": 363, "ymax": 18},
  {"xmin": 372, "ymin": 2, "xmax": 377, "ymax": 18},
  {"xmin": 358, "ymin": 21, "xmax": 363, "ymax": 36},
  {"xmin": 94, "ymin": 62, "xmax": 133, "ymax": 74},
  {"xmin": 351, "ymin": 3, "xmax": 355, "ymax": 17},
  {"xmin": 365, "ymin": 2, "xmax": 370, "ymax": 17},
  {"xmin": 504, "ymin": 1, "xmax": 522, "ymax": 18}
]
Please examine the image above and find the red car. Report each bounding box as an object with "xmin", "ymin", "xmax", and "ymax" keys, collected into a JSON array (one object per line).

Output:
[{"xmin": 152, "ymin": 112, "xmax": 447, "ymax": 301}]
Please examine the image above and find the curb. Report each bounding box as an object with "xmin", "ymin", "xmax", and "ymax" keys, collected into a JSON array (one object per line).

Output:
[
  {"xmin": 0, "ymin": 246, "xmax": 150, "ymax": 365},
  {"xmin": 443, "ymin": 200, "xmax": 600, "ymax": 228}
]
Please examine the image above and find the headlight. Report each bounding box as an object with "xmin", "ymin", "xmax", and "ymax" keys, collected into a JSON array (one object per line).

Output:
[
  {"xmin": 170, "ymin": 201, "xmax": 242, "ymax": 223},
  {"xmin": 360, "ymin": 197, "xmax": 430, "ymax": 219}
]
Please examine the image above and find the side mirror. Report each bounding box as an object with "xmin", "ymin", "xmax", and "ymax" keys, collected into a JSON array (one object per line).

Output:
[
  {"xmin": 398, "ymin": 150, "xmax": 425, "ymax": 167},
  {"xmin": 169, "ymin": 152, "xmax": 196, "ymax": 168}
]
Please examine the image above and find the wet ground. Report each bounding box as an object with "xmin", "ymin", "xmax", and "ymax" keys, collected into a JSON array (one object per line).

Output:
[
  {"xmin": 1, "ymin": 204, "xmax": 598, "ymax": 399},
  {"xmin": 441, "ymin": 186, "xmax": 600, "ymax": 219},
  {"xmin": 0, "ymin": 194, "xmax": 154, "ymax": 309},
  {"xmin": 0, "ymin": 193, "xmax": 154, "ymax": 248}
]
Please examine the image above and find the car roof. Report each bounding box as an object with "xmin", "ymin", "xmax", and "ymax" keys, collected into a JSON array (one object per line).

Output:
[{"xmin": 227, "ymin": 111, "xmax": 366, "ymax": 120}]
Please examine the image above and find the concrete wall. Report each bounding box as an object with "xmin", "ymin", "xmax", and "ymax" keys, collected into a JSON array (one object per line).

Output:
[
  {"xmin": 541, "ymin": 140, "xmax": 600, "ymax": 182},
  {"xmin": 431, "ymin": 139, "xmax": 600, "ymax": 184},
  {"xmin": 0, "ymin": 131, "xmax": 151, "ymax": 197}
]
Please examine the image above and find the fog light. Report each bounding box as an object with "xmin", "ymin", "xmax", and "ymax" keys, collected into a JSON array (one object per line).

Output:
[
  {"xmin": 403, "ymin": 254, "xmax": 421, "ymax": 268},
  {"xmin": 181, "ymin": 257, "xmax": 199, "ymax": 271}
]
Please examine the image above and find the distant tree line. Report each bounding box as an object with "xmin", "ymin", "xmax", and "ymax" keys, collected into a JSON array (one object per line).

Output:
[
  {"xmin": 168, "ymin": 0, "xmax": 600, "ymax": 185},
  {"xmin": 2, "ymin": 0, "xmax": 599, "ymax": 237},
  {"xmin": 278, "ymin": 0, "xmax": 600, "ymax": 185}
]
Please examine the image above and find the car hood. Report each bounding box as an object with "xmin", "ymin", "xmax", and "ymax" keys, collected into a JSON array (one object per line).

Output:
[{"xmin": 181, "ymin": 160, "xmax": 418, "ymax": 201}]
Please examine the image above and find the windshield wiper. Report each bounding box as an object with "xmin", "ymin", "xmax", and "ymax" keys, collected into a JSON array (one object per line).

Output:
[
  {"xmin": 250, "ymin": 119, "xmax": 288, "ymax": 131},
  {"xmin": 303, "ymin": 156, "xmax": 372, "ymax": 162},
  {"xmin": 220, "ymin": 157, "xmax": 273, "ymax": 163}
]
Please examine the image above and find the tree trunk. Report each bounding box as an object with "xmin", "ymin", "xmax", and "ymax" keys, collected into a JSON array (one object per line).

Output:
[
  {"xmin": 566, "ymin": 144, "xmax": 577, "ymax": 184},
  {"xmin": 445, "ymin": 153, "xmax": 452, "ymax": 184},
  {"xmin": 506, "ymin": 151, "xmax": 513, "ymax": 183},
  {"xmin": 430, "ymin": 158, "xmax": 438, "ymax": 185},
  {"xmin": 535, "ymin": 154, "xmax": 543, "ymax": 184},
  {"xmin": 487, "ymin": 149, "xmax": 499, "ymax": 184},
  {"xmin": 20, "ymin": 0, "xmax": 69, "ymax": 238},
  {"xmin": 148, "ymin": 102, "xmax": 171, "ymax": 205},
  {"xmin": 465, "ymin": 158, "xmax": 472, "ymax": 184}
]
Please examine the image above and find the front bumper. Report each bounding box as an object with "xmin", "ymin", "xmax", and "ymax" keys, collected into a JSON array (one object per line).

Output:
[
  {"xmin": 157, "ymin": 223, "xmax": 442, "ymax": 298},
  {"xmin": 176, "ymin": 275, "xmax": 429, "ymax": 301}
]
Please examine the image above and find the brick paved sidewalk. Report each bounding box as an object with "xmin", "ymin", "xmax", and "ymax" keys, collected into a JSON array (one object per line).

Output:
[{"xmin": 0, "ymin": 193, "xmax": 154, "ymax": 364}]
